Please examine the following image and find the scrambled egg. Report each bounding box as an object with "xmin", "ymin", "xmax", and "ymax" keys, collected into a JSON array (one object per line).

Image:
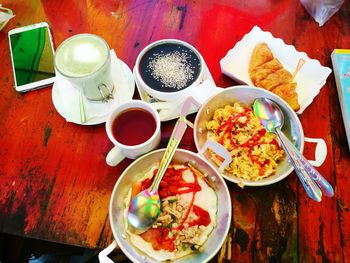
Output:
[{"xmin": 206, "ymin": 102, "xmax": 284, "ymax": 181}]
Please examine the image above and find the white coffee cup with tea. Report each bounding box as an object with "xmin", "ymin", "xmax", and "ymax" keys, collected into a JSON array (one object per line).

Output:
[
  {"xmin": 105, "ymin": 100, "xmax": 161, "ymax": 166},
  {"xmin": 55, "ymin": 33, "xmax": 114, "ymax": 101}
]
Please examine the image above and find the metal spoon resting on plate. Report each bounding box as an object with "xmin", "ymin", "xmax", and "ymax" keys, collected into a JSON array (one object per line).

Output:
[
  {"xmin": 253, "ymin": 97, "xmax": 334, "ymax": 202},
  {"xmin": 127, "ymin": 97, "xmax": 200, "ymax": 234}
]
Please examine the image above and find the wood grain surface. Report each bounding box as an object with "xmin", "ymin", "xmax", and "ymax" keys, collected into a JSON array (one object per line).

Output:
[{"xmin": 0, "ymin": 0, "xmax": 349, "ymax": 262}]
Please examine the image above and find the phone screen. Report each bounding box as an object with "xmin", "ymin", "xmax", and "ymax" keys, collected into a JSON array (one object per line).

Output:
[{"xmin": 9, "ymin": 26, "xmax": 55, "ymax": 87}]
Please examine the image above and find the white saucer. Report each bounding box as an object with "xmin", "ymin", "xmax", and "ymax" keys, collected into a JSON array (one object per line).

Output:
[{"xmin": 52, "ymin": 55, "xmax": 135, "ymax": 125}]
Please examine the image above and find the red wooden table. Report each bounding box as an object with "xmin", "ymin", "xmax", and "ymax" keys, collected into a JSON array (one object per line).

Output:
[{"xmin": 0, "ymin": 0, "xmax": 350, "ymax": 262}]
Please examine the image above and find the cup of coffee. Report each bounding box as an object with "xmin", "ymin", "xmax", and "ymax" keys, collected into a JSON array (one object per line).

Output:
[
  {"xmin": 55, "ymin": 33, "xmax": 114, "ymax": 101},
  {"xmin": 134, "ymin": 39, "xmax": 204, "ymax": 101},
  {"xmin": 105, "ymin": 100, "xmax": 161, "ymax": 166}
]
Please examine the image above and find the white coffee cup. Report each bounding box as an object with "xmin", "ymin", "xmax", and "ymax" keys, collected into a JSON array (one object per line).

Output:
[
  {"xmin": 134, "ymin": 39, "xmax": 204, "ymax": 102},
  {"xmin": 55, "ymin": 33, "xmax": 114, "ymax": 101},
  {"xmin": 105, "ymin": 100, "xmax": 161, "ymax": 166}
]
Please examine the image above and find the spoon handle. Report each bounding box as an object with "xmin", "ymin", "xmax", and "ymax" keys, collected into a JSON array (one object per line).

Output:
[
  {"xmin": 275, "ymin": 128, "xmax": 322, "ymax": 202},
  {"xmin": 150, "ymin": 116, "xmax": 187, "ymax": 192},
  {"xmin": 79, "ymin": 90, "xmax": 86, "ymax": 123},
  {"xmin": 297, "ymin": 156, "xmax": 334, "ymax": 197},
  {"xmin": 277, "ymin": 129, "xmax": 334, "ymax": 197}
]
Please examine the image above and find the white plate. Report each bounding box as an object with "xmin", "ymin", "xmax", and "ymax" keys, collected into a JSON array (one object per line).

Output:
[
  {"xmin": 220, "ymin": 26, "xmax": 332, "ymax": 114},
  {"xmin": 52, "ymin": 57, "xmax": 135, "ymax": 125}
]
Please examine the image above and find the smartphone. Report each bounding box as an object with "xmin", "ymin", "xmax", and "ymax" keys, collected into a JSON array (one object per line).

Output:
[{"xmin": 8, "ymin": 22, "xmax": 55, "ymax": 92}]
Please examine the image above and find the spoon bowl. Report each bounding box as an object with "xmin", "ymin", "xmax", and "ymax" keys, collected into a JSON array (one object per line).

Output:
[
  {"xmin": 253, "ymin": 97, "xmax": 285, "ymax": 131},
  {"xmin": 127, "ymin": 189, "xmax": 160, "ymax": 234}
]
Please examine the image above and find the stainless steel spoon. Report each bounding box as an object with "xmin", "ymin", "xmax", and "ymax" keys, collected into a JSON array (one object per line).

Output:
[
  {"xmin": 127, "ymin": 116, "xmax": 188, "ymax": 234},
  {"xmin": 253, "ymin": 98, "xmax": 334, "ymax": 201}
]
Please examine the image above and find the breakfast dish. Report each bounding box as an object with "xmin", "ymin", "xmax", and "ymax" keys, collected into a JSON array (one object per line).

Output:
[
  {"xmin": 124, "ymin": 163, "xmax": 217, "ymax": 261},
  {"xmin": 205, "ymin": 102, "xmax": 285, "ymax": 181},
  {"xmin": 249, "ymin": 43, "xmax": 300, "ymax": 111}
]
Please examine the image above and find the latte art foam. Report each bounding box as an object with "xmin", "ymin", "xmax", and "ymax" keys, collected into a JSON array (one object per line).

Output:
[{"xmin": 55, "ymin": 34, "xmax": 109, "ymax": 78}]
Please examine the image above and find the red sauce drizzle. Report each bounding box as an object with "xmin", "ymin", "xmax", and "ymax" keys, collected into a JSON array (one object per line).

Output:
[
  {"xmin": 187, "ymin": 205, "xmax": 211, "ymax": 227},
  {"xmin": 140, "ymin": 227, "xmax": 176, "ymax": 252},
  {"xmin": 137, "ymin": 166, "xmax": 211, "ymax": 252},
  {"xmin": 217, "ymin": 112, "xmax": 250, "ymax": 145},
  {"xmin": 215, "ymin": 109, "xmax": 282, "ymax": 172}
]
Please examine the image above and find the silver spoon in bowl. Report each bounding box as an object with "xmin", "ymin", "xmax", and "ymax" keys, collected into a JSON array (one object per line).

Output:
[
  {"xmin": 127, "ymin": 115, "xmax": 188, "ymax": 234},
  {"xmin": 253, "ymin": 98, "xmax": 334, "ymax": 201}
]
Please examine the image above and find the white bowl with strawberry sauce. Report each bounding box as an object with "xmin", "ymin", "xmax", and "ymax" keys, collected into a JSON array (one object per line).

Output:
[{"xmin": 100, "ymin": 149, "xmax": 231, "ymax": 263}]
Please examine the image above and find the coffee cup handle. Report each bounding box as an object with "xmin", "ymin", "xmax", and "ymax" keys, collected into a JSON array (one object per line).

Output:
[
  {"xmin": 98, "ymin": 83, "xmax": 114, "ymax": 101},
  {"xmin": 106, "ymin": 146, "xmax": 125, "ymax": 166}
]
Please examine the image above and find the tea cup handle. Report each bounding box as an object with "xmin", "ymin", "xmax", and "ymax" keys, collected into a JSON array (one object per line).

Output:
[{"xmin": 106, "ymin": 146, "xmax": 125, "ymax": 166}]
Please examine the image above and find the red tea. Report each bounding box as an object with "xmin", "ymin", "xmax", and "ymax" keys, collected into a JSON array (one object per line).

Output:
[{"xmin": 112, "ymin": 108, "xmax": 156, "ymax": 146}]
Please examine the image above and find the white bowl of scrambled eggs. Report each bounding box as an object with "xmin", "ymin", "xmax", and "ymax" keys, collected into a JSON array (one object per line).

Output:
[
  {"xmin": 108, "ymin": 149, "xmax": 231, "ymax": 262},
  {"xmin": 194, "ymin": 85, "xmax": 306, "ymax": 187}
]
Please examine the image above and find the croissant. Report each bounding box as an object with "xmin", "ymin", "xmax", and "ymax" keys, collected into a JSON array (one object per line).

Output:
[{"xmin": 249, "ymin": 43, "xmax": 300, "ymax": 111}]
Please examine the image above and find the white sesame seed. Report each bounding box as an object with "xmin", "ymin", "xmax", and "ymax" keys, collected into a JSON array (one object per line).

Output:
[{"xmin": 147, "ymin": 50, "xmax": 195, "ymax": 90}]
